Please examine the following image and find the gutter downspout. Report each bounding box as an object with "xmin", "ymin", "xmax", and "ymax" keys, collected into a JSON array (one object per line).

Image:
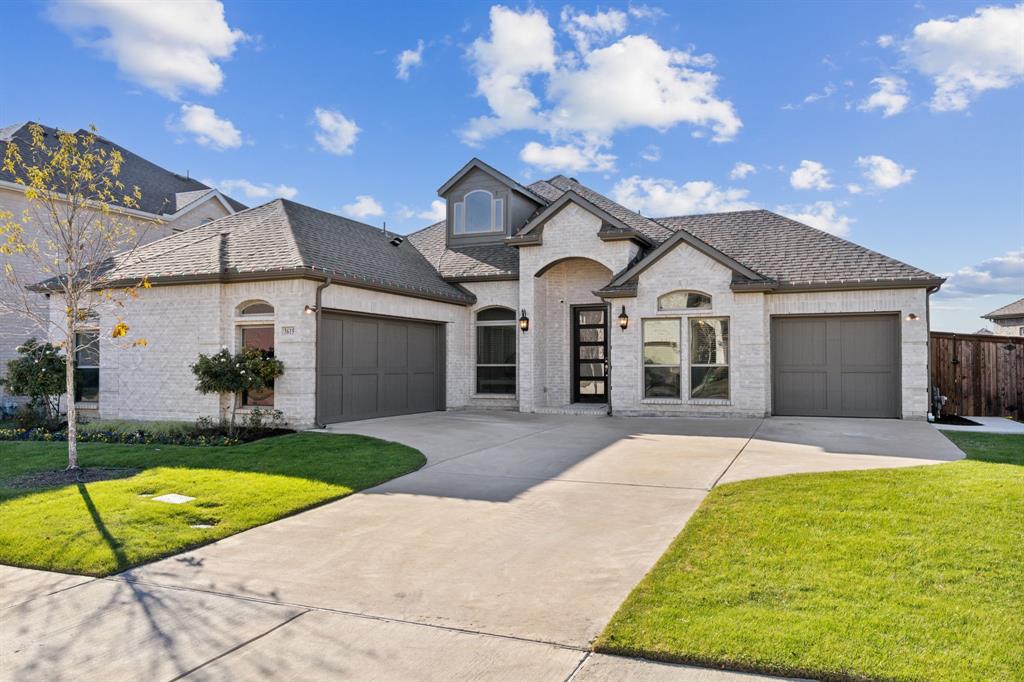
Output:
[
  {"xmin": 313, "ymin": 276, "xmax": 332, "ymax": 428},
  {"xmin": 925, "ymin": 284, "xmax": 938, "ymax": 421}
]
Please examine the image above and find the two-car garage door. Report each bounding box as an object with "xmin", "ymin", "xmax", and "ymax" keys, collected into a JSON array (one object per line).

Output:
[
  {"xmin": 317, "ymin": 312, "xmax": 445, "ymax": 424},
  {"xmin": 772, "ymin": 314, "xmax": 900, "ymax": 418}
]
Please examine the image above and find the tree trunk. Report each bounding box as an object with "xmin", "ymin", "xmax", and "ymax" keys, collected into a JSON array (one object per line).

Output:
[{"xmin": 65, "ymin": 347, "xmax": 78, "ymax": 470}]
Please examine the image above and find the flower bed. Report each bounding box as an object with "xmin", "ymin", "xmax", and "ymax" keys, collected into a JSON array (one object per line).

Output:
[{"xmin": 0, "ymin": 426, "xmax": 292, "ymax": 447}]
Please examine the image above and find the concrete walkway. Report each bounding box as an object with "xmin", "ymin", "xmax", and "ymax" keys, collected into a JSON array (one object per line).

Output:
[
  {"xmin": 934, "ymin": 415, "xmax": 1024, "ymax": 435},
  {"xmin": 1, "ymin": 413, "xmax": 962, "ymax": 681}
]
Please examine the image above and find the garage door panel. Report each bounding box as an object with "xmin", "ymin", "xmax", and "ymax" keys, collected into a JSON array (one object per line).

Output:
[
  {"xmin": 319, "ymin": 312, "xmax": 444, "ymax": 423},
  {"xmin": 773, "ymin": 315, "xmax": 898, "ymax": 418}
]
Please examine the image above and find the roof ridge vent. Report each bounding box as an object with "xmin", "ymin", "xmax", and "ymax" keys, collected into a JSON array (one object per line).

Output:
[{"xmin": 390, "ymin": 235, "xmax": 405, "ymax": 247}]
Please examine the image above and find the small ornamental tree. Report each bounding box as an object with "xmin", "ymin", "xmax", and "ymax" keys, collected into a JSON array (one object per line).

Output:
[
  {"xmin": 2, "ymin": 338, "xmax": 67, "ymax": 424},
  {"xmin": 191, "ymin": 347, "xmax": 285, "ymax": 434}
]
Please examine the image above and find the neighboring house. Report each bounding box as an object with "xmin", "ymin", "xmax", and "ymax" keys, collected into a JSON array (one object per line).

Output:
[
  {"xmin": 974, "ymin": 327, "xmax": 994, "ymax": 335},
  {"xmin": 0, "ymin": 122, "xmax": 245, "ymax": 406},
  {"xmin": 981, "ymin": 298, "xmax": 1024, "ymax": 337},
  {"xmin": 41, "ymin": 158, "xmax": 944, "ymax": 426}
]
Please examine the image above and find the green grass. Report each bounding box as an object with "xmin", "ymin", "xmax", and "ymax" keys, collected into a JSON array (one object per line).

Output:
[
  {"xmin": 596, "ymin": 433, "xmax": 1024, "ymax": 682},
  {"xmin": 0, "ymin": 432, "xmax": 425, "ymax": 576}
]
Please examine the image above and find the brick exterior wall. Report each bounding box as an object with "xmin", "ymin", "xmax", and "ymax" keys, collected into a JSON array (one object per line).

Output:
[
  {"xmin": 1, "ymin": 185, "xmax": 231, "ymax": 406},
  {"xmin": 991, "ymin": 317, "xmax": 1024, "ymax": 336}
]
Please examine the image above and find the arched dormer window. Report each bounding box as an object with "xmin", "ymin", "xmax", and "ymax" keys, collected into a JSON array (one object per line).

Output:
[
  {"xmin": 658, "ymin": 290, "xmax": 712, "ymax": 312},
  {"xmin": 454, "ymin": 190, "xmax": 504, "ymax": 234}
]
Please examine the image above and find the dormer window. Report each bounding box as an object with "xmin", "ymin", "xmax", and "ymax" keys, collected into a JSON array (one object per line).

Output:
[{"xmin": 454, "ymin": 190, "xmax": 504, "ymax": 234}]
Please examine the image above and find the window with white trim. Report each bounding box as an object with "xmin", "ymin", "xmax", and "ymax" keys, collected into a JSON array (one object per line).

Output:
[
  {"xmin": 454, "ymin": 190, "xmax": 504, "ymax": 234},
  {"xmin": 643, "ymin": 318, "xmax": 681, "ymax": 398},
  {"xmin": 236, "ymin": 301, "xmax": 276, "ymax": 406},
  {"xmin": 658, "ymin": 290, "xmax": 712, "ymax": 311},
  {"xmin": 74, "ymin": 330, "xmax": 99, "ymax": 403},
  {"xmin": 476, "ymin": 308, "xmax": 516, "ymax": 394},
  {"xmin": 689, "ymin": 318, "xmax": 729, "ymax": 399}
]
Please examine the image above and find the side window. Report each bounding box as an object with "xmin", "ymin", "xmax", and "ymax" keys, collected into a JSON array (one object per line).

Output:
[
  {"xmin": 476, "ymin": 308, "xmax": 516, "ymax": 394},
  {"xmin": 690, "ymin": 318, "xmax": 729, "ymax": 399},
  {"xmin": 236, "ymin": 301, "xmax": 275, "ymax": 406},
  {"xmin": 74, "ymin": 330, "xmax": 100, "ymax": 402},
  {"xmin": 643, "ymin": 318, "xmax": 680, "ymax": 398}
]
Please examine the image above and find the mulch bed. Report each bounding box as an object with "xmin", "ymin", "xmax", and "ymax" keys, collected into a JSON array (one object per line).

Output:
[{"xmin": 2, "ymin": 467, "xmax": 140, "ymax": 490}]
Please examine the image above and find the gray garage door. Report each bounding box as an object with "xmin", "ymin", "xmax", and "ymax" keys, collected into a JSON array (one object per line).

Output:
[
  {"xmin": 318, "ymin": 312, "xmax": 445, "ymax": 424},
  {"xmin": 771, "ymin": 314, "xmax": 899, "ymax": 418}
]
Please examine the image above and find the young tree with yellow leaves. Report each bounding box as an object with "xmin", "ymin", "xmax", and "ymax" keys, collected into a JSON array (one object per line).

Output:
[{"xmin": 0, "ymin": 124, "xmax": 152, "ymax": 469}]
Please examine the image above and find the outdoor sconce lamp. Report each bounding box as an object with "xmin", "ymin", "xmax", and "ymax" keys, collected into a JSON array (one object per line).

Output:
[
  {"xmin": 618, "ymin": 305, "xmax": 629, "ymax": 331},
  {"xmin": 519, "ymin": 308, "xmax": 530, "ymax": 332},
  {"xmin": 905, "ymin": 313, "xmax": 919, "ymax": 321},
  {"xmin": 304, "ymin": 305, "xmax": 317, "ymax": 315}
]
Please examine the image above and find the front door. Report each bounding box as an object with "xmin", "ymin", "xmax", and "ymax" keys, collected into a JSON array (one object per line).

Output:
[{"xmin": 572, "ymin": 305, "xmax": 609, "ymax": 403}]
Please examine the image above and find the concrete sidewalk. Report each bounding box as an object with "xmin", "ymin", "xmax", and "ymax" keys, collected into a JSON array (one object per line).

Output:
[{"xmin": 1, "ymin": 413, "xmax": 961, "ymax": 681}]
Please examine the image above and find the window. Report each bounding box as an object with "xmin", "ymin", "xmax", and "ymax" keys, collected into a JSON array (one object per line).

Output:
[
  {"xmin": 1019, "ymin": 326, "xmax": 1023, "ymax": 336},
  {"xmin": 658, "ymin": 290, "xmax": 712, "ymax": 311},
  {"xmin": 74, "ymin": 330, "xmax": 99, "ymax": 402},
  {"xmin": 240, "ymin": 301, "xmax": 274, "ymax": 315},
  {"xmin": 476, "ymin": 308, "xmax": 516, "ymax": 394},
  {"xmin": 643, "ymin": 318, "xmax": 681, "ymax": 398},
  {"xmin": 453, "ymin": 190, "xmax": 504, "ymax": 234},
  {"xmin": 241, "ymin": 325, "xmax": 275, "ymax": 406},
  {"xmin": 690, "ymin": 318, "xmax": 729, "ymax": 399}
]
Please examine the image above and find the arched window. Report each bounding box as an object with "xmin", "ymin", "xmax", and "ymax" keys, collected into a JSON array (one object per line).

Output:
[
  {"xmin": 239, "ymin": 301, "xmax": 275, "ymax": 315},
  {"xmin": 657, "ymin": 290, "xmax": 712, "ymax": 311},
  {"xmin": 454, "ymin": 190, "xmax": 504, "ymax": 234},
  {"xmin": 236, "ymin": 301, "xmax": 275, "ymax": 406},
  {"xmin": 476, "ymin": 307, "xmax": 516, "ymax": 394}
]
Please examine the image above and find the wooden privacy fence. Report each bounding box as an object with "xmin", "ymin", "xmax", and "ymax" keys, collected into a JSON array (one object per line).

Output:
[{"xmin": 930, "ymin": 332, "xmax": 1024, "ymax": 421}]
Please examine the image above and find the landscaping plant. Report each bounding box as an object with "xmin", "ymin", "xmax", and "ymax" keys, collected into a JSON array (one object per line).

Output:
[
  {"xmin": 2, "ymin": 339, "xmax": 66, "ymax": 427},
  {"xmin": 191, "ymin": 347, "xmax": 285, "ymax": 434}
]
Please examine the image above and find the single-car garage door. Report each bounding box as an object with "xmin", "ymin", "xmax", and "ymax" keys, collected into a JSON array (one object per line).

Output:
[
  {"xmin": 318, "ymin": 312, "xmax": 445, "ymax": 423},
  {"xmin": 772, "ymin": 314, "xmax": 899, "ymax": 418}
]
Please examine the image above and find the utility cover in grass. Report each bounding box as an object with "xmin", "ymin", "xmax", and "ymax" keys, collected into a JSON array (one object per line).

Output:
[{"xmin": 151, "ymin": 493, "xmax": 196, "ymax": 504}]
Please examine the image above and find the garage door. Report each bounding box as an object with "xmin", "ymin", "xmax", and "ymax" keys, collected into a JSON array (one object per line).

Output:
[
  {"xmin": 318, "ymin": 312, "xmax": 445, "ymax": 423},
  {"xmin": 772, "ymin": 314, "xmax": 899, "ymax": 418}
]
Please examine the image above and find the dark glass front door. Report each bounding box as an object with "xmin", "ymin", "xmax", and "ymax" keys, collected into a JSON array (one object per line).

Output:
[{"xmin": 572, "ymin": 305, "xmax": 608, "ymax": 403}]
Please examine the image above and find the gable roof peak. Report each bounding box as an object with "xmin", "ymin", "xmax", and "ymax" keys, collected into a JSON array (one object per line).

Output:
[{"xmin": 437, "ymin": 157, "xmax": 547, "ymax": 204}]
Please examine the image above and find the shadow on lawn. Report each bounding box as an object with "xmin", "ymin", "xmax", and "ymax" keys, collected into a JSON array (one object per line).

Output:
[{"xmin": 78, "ymin": 483, "xmax": 129, "ymax": 569}]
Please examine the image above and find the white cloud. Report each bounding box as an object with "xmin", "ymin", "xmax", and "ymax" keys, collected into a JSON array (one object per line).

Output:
[
  {"xmin": 730, "ymin": 162, "xmax": 756, "ymax": 180},
  {"xmin": 903, "ymin": 4, "xmax": 1024, "ymax": 111},
  {"xmin": 396, "ymin": 40, "xmax": 424, "ymax": 80},
  {"xmin": 857, "ymin": 154, "xmax": 916, "ymax": 189},
  {"xmin": 783, "ymin": 83, "xmax": 836, "ymax": 110},
  {"xmin": 858, "ymin": 76, "xmax": 910, "ymax": 117},
  {"xmin": 313, "ymin": 107, "xmax": 360, "ymax": 155},
  {"xmin": 342, "ymin": 195, "xmax": 383, "ymax": 219},
  {"xmin": 418, "ymin": 200, "xmax": 446, "ymax": 222},
  {"xmin": 464, "ymin": 6, "xmax": 741, "ymax": 165},
  {"xmin": 641, "ymin": 145, "xmax": 661, "ymax": 162},
  {"xmin": 790, "ymin": 160, "xmax": 833, "ymax": 190},
  {"xmin": 519, "ymin": 141, "xmax": 616, "ymax": 172},
  {"xmin": 208, "ymin": 178, "xmax": 297, "ymax": 200},
  {"xmin": 176, "ymin": 104, "xmax": 242, "ymax": 150},
  {"xmin": 876, "ymin": 34, "xmax": 895, "ymax": 48},
  {"xmin": 48, "ymin": 0, "xmax": 246, "ymax": 99},
  {"xmin": 778, "ymin": 201, "xmax": 853, "ymax": 236},
  {"xmin": 939, "ymin": 250, "xmax": 1024, "ymax": 297},
  {"xmin": 612, "ymin": 176, "xmax": 755, "ymax": 216},
  {"xmin": 560, "ymin": 7, "xmax": 628, "ymax": 54},
  {"xmin": 627, "ymin": 4, "xmax": 667, "ymax": 21},
  {"xmin": 846, "ymin": 183, "xmax": 863, "ymax": 194}
]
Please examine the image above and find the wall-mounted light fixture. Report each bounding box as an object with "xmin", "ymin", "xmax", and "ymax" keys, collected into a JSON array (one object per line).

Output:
[
  {"xmin": 905, "ymin": 313, "xmax": 919, "ymax": 321},
  {"xmin": 519, "ymin": 308, "xmax": 530, "ymax": 332},
  {"xmin": 304, "ymin": 305, "xmax": 317, "ymax": 315},
  {"xmin": 618, "ymin": 305, "xmax": 629, "ymax": 331}
]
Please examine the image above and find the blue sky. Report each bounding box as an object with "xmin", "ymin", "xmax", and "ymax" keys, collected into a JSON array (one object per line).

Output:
[{"xmin": 1, "ymin": 1, "xmax": 1021, "ymax": 332}]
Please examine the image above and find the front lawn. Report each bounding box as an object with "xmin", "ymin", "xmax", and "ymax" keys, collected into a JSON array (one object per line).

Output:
[
  {"xmin": 595, "ymin": 432, "xmax": 1024, "ymax": 682},
  {"xmin": 0, "ymin": 432, "xmax": 425, "ymax": 576}
]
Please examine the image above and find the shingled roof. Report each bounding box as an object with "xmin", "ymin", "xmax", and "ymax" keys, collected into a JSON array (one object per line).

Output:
[
  {"xmin": 656, "ymin": 210, "xmax": 942, "ymax": 288},
  {"xmin": 83, "ymin": 199, "xmax": 475, "ymax": 304},
  {"xmin": 406, "ymin": 221, "xmax": 519, "ymax": 281},
  {"xmin": 982, "ymin": 297, "xmax": 1024, "ymax": 319},
  {"xmin": 0, "ymin": 122, "xmax": 246, "ymax": 215}
]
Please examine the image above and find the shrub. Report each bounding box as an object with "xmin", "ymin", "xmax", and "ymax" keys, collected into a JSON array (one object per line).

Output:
[
  {"xmin": 191, "ymin": 348, "xmax": 285, "ymax": 434},
  {"xmin": 2, "ymin": 339, "xmax": 66, "ymax": 427},
  {"xmin": 78, "ymin": 419, "xmax": 193, "ymax": 437}
]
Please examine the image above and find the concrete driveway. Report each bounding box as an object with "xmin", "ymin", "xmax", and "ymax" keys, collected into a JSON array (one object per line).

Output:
[{"xmin": 1, "ymin": 413, "xmax": 962, "ymax": 681}]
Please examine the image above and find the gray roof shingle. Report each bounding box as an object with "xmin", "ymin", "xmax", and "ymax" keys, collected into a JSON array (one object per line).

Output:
[
  {"xmin": 0, "ymin": 122, "xmax": 247, "ymax": 215},
  {"xmin": 88, "ymin": 199, "xmax": 475, "ymax": 304},
  {"xmin": 407, "ymin": 221, "xmax": 519, "ymax": 280},
  {"xmin": 982, "ymin": 297, "xmax": 1024, "ymax": 319},
  {"xmin": 656, "ymin": 210, "xmax": 940, "ymax": 286}
]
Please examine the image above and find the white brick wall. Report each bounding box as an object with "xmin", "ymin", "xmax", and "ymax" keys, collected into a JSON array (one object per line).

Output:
[{"xmin": 991, "ymin": 317, "xmax": 1024, "ymax": 336}]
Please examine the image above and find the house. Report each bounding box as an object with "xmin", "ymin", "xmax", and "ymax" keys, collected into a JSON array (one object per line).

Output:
[
  {"xmin": 0, "ymin": 122, "xmax": 245, "ymax": 406},
  {"xmin": 42, "ymin": 158, "xmax": 944, "ymax": 426},
  {"xmin": 981, "ymin": 298, "xmax": 1024, "ymax": 337}
]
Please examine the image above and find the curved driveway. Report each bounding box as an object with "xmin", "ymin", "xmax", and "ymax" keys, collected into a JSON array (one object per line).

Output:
[{"xmin": 1, "ymin": 413, "xmax": 962, "ymax": 681}]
